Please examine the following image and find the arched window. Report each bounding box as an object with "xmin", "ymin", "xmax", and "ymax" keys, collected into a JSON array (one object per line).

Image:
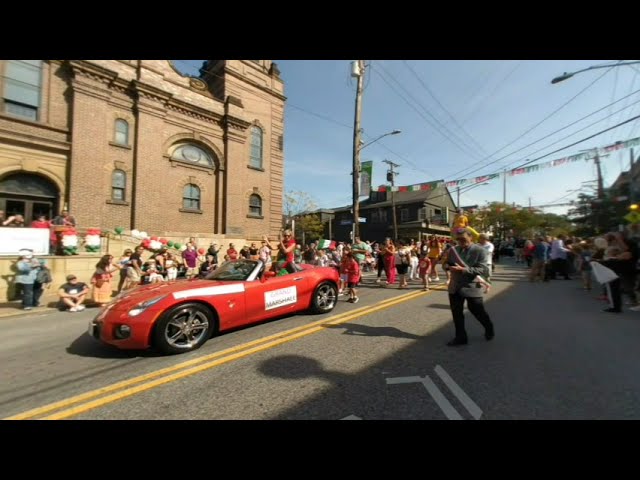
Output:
[
  {"xmin": 183, "ymin": 184, "xmax": 201, "ymax": 210},
  {"xmin": 115, "ymin": 119, "xmax": 129, "ymax": 145},
  {"xmin": 111, "ymin": 170, "xmax": 126, "ymax": 201},
  {"xmin": 249, "ymin": 126, "xmax": 263, "ymax": 169},
  {"xmin": 249, "ymin": 194, "xmax": 262, "ymax": 217},
  {"xmin": 171, "ymin": 144, "xmax": 215, "ymax": 168}
]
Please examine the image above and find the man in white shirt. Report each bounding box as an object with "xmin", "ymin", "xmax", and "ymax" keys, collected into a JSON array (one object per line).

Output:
[
  {"xmin": 478, "ymin": 234, "xmax": 495, "ymax": 280},
  {"xmin": 549, "ymin": 235, "xmax": 571, "ymax": 280}
]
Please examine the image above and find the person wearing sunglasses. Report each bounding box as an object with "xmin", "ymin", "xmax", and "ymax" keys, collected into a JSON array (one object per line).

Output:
[{"xmin": 263, "ymin": 229, "xmax": 296, "ymax": 272}]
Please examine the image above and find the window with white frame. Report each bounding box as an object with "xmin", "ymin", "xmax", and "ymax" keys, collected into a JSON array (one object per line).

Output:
[
  {"xmin": 3, "ymin": 60, "xmax": 42, "ymax": 121},
  {"xmin": 111, "ymin": 170, "xmax": 126, "ymax": 201},
  {"xmin": 249, "ymin": 126, "xmax": 263, "ymax": 169},
  {"xmin": 114, "ymin": 119, "xmax": 129, "ymax": 145}
]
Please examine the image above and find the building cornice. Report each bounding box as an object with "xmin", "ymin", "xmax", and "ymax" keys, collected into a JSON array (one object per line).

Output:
[
  {"xmin": 224, "ymin": 67, "xmax": 287, "ymax": 102},
  {"xmin": 66, "ymin": 60, "xmax": 118, "ymax": 86}
]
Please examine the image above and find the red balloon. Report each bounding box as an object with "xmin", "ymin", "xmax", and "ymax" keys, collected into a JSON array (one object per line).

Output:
[
  {"xmin": 150, "ymin": 236, "xmax": 158, "ymax": 241},
  {"xmin": 159, "ymin": 238, "xmax": 168, "ymax": 244},
  {"xmin": 198, "ymin": 248, "xmax": 205, "ymax": 255}
]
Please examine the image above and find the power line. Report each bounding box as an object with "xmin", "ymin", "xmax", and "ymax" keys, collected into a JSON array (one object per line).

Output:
[
  {"xmin": 402, "ymin": 60, "xmax": 488, "ymax": 156},
  {"xmin": 442, "ymin": 63, "xmax": 616, "ymax": 181},
  {"xmin": 459, "ymin": 61, "xmax": 523, "ymax": 127},
  {"xmin": 372, "ymin": 62, "xmax": 485, "ymax": 162},
  {"xmin": 444, "ymin": 86, "xmax": 640, "ymax": 181}
]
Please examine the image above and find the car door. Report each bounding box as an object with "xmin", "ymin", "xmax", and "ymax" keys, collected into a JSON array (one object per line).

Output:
[{"xmin": 244, "ymin": 271, "xmax": 308, "ymax": 323}]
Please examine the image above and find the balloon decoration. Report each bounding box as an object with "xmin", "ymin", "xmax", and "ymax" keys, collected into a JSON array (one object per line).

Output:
[
  {"xmin": 149, "ymin": 240, "xmax": 163, "ymax": 251},
  {"xmin": 84, "ymin": 228, "xmax": 102, "ymax": 253},
  {"xmin": 167, "ymin": 240, "xmax": 174, "ymax": 248},
  {"xmin": 159, "ymin": 238, "xmax": 168, "ymax": 245},
  {"xmin": 180, "ymin": 244, "xmax": 188, "ymax": 252},
  {"xmin": 114, "ymin": 227, "xmax": 124, "ymax": 235},
  {"xmin": 174, "ymin": 242, "xmax": 182, "ymax": 250},
  {"xmin": 131, "ymin": 229, "xmax": 140, "ymax": 238},
  {"xmin": 198, "ymin": 248, "xmax": 205, "ymax": 255},
  {"xmin": 61, "ymin": 228, "xmax": 79, "ymax": 255}
]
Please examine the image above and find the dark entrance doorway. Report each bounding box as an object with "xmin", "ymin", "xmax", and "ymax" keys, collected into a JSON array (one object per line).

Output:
[{"xmin": 0, "ymin": 172, "xmax": 59, "ymax": 222}]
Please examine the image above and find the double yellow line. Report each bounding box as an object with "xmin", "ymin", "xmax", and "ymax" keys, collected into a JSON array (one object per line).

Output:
[{"xmin": 6, "ymin": 287, "xmax": 442, "ymax": 420}]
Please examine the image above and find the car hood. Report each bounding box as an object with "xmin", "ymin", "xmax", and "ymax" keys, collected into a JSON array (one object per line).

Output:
[{"xmin": 110, "ymin": 279, "xmax": 243, "ymax": 310}]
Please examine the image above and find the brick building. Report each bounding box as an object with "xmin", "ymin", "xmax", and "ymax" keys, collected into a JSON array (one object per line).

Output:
[{"xmin": 0, "ymin": 60, "xmax": 285, "ymax": 241}]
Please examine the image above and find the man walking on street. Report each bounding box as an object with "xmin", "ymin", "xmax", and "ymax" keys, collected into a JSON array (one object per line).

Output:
[{"xmin": 445, "ymin": 227, "xmax": 495, "ymax": 346}]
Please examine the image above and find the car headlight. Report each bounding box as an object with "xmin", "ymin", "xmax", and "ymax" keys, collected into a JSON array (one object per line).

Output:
[{"xmin": 128, "ymin": 295, "xmax": 167, "ymax": 317}]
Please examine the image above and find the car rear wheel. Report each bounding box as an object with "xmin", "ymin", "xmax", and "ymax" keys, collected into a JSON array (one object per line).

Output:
[
  {"xmin": 310, "ymin": 282, "xmax": 338, "ymax": 314},
  {"xmin": 154, "ymin": 303, "xmax": 214, "ymax": 355}
]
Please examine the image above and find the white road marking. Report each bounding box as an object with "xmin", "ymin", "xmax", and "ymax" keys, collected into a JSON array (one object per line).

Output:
[
  {"xmin": 386, "ymin": 376, "xmax": 424, "ymax": 384},
  {"xmin": 421, "ymin": 376, "xmax": 464, "ymax": 420},
  {"xmin": 341, "ymin": 415, "xmax": 362, "ymax": 420},
  {"xmin": 434, "ymin": 365, "xmax": 483, "ymax": 420},
  {"xmin": 172, "ymin": 283, "xmax": 245, "ymax": 299},
  {"xmin": 386, "ymin": 375, "xmax": 469, "ymax": 420}
]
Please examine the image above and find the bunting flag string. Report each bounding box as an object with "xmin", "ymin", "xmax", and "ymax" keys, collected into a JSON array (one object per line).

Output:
[{"xmin": 377, "ymin": 136, "xmax": 640, "ymax": 193}]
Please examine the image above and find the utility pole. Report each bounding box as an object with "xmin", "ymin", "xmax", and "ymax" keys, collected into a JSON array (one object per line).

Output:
[
  {"xmin": 351, "ymin": 60, "xmax": 365, "ymax": 239},
  {"xmin": 502, "ymin": 168, "xmax": 507, "ymax": 204},
  {"xmin": 456, "ymin": 186, "xmax": 460, "ymax": 208},
  {"xmin": 383, "ymin": 159, "xmax": 400, "ymax": 240},
  {"xmin": 595, "ymin": 152, "xmax": 604, "ymax": 199}
]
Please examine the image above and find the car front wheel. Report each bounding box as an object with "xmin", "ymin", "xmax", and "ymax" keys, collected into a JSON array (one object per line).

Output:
[
  {"xmin": 310, "ymin": 282, "xmax": 338, "ymax": 314},
  {"xmin": 154, "ymin": 303, "xmax": 214, "ymax": 355}
]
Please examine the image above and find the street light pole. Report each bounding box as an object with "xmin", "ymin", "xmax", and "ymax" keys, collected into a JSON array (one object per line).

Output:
[
  {"xmin": 351, "ymin": 60, "xmax": 365, "ymax": 240},
  {"xmin": 551, "ymin": 60, "xmax": 640, "ymax": 84}
]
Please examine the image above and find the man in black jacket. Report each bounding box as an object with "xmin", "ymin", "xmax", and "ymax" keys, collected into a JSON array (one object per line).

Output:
[{"xmin": 446, "ymin": 228, "xmax": 495, "ymax": 346}]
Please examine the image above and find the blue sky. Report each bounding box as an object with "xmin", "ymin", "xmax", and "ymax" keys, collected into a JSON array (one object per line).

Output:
[{"xmin": 174, "ymin": 60, "xmax": 640, "ymax": 216}]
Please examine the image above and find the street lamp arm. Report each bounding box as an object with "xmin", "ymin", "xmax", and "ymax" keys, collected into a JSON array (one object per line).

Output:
[
  {"xmin": 358, "ymin": 129, "xmax": 401, "ymax": 151},
  {"xmin": 551, "ymin": 60, "xmax": 640, "ymax": 84}
]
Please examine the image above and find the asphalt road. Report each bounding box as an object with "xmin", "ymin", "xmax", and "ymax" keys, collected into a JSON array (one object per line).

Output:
[{"xmin": 3, "ymin": 260, "xmax": 640, "ymax": 420}]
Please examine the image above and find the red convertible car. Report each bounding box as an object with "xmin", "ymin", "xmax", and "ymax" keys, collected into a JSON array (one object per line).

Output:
[{"xmin": 88, "ymin": 260, "xmax": 339, "ymax": 354}]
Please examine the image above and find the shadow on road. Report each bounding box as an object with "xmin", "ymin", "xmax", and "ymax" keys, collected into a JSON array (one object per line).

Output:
[
  {"xmin": 425, "ymin": 303, "xmax": 450, "ymax": 310},
  {"xmin": 259, "ymin": 354, "xmax": 351, "ymax": 385},
  {"xmin": 66, "ymin": 332, "xmax": 161, "ymax": 359},
  {"xmin": 323, "ymin": 322, "xmax": 423, "ymax": 340}
]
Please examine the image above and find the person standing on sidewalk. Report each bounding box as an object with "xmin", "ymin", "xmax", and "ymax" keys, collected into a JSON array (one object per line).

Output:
[
  {"xmin": 16, "ymin": 252, "xmax": 41, "ymax": 311},
  {"xmin": 445, "ymin": 228, "xmax": 495, "ymax": 346}
]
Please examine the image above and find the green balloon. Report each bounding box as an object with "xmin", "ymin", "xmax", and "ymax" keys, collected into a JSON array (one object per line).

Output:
[
  {"xmin": 167, "ymin": 240, "xmax": 174, "ymax": 247},
  {"xmin": 115, "ymin": 227, "xmax": 124, "ymax": 234},
  {"xmin": 174, "ymin": 242, "xmax": 182, "ymax": 249}
]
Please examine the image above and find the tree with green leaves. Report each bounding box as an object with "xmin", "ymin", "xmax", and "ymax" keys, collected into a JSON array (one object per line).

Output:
[
  {"xmin": 468, "ymin": 202, "xmax": 573, "ymax": 239},
  {"xmin": 283, "ymin": 190, "xmax": 323, "ymax": 244}
]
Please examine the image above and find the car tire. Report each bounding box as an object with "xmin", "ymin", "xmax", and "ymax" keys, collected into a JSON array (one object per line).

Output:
[
  {"xmin": 310, "ymin": 282, "xmax": 338, "ymax": 314},
  {"xmin": 153, "ymin": 302, "xmax": 215, "ymax": 355}
]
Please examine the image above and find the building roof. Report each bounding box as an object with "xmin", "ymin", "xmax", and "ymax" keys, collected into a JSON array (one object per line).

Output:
[{"xmin": 329, "ymin": 186, "xmax": 454, "ymax": 212}]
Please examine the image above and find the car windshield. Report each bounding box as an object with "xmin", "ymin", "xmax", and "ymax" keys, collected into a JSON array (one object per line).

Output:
[{"xmin": 205, "ymin": 260, "xmax": 259, "ymax": 281}]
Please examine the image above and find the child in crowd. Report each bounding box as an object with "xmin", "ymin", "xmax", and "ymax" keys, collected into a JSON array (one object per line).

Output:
[
  {"xmin": 418, "ymin": 255, "xmax": 431, "ymax": 291},
  {"xmin": 344, "ymin": 251, "xmax": 361, "ymax": 304}
]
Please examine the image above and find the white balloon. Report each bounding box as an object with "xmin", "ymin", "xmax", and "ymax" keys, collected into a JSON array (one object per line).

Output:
[
  {"xmin": 180, "ymin": 245, "xmax": 187, "ymax": 252},
  {"xmin": 140, "ymin": 232, "xmax": 148, "ymax": 239},
  {"xmin": 131, "ymin": 229, "xmax": 140, "ymax": 238}
]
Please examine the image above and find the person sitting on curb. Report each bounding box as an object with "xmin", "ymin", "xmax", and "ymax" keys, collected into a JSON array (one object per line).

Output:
[{"xmin": 58, "ymin": 274, "xmax": 89, "ymax": 312}]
